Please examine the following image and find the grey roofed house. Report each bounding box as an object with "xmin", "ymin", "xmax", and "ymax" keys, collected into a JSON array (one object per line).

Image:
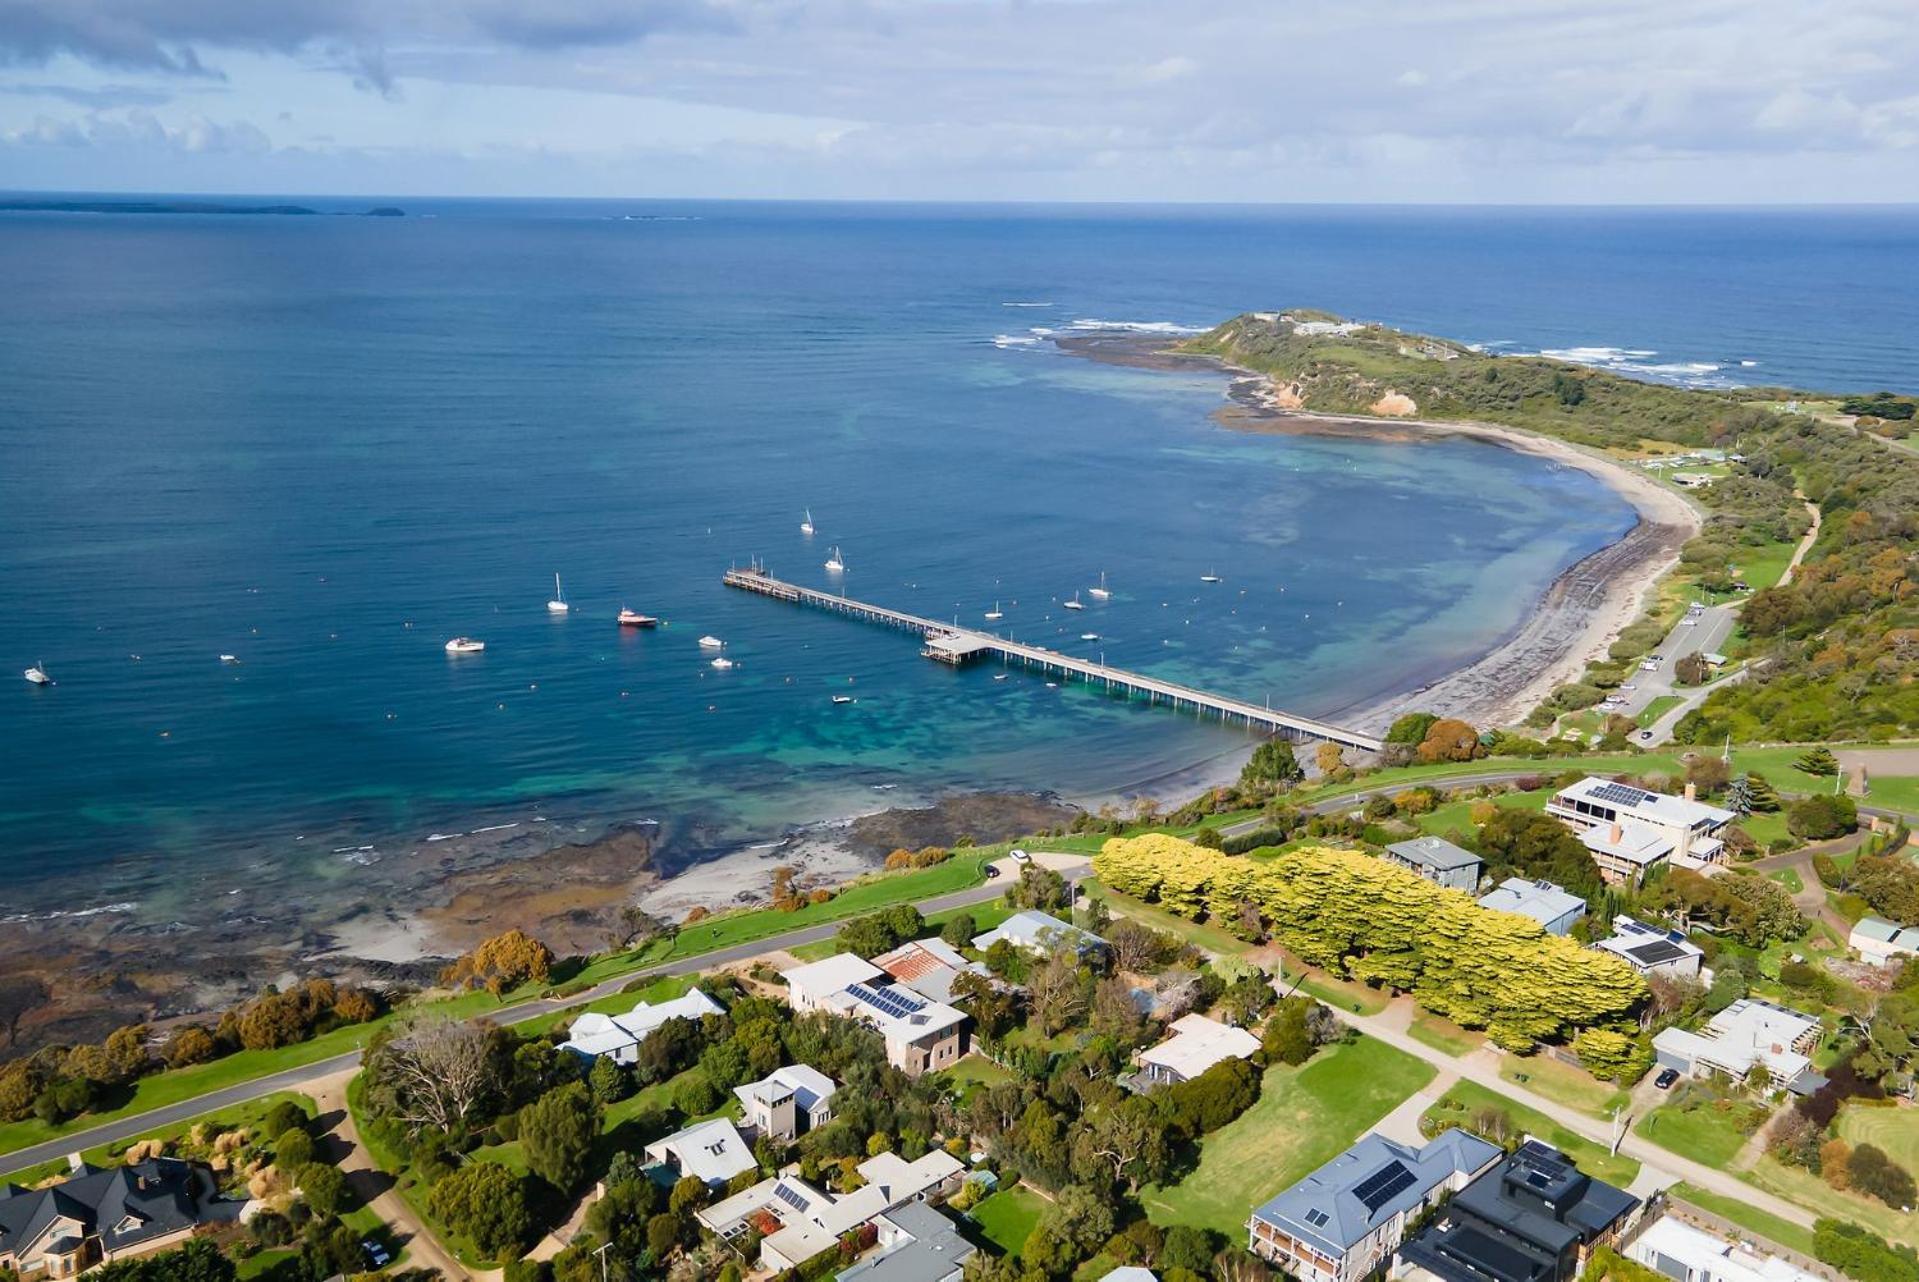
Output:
[
  {"xmin": 971, "ymin": 910, "xmax": 1105, "ymax": 957},
  {"xmin": 0, "ymin": 1157, "xmax": 245, "ymax": 1277},
  {"xmin": 836, "ymin": 1201, "xmax": 975, "ymax": 1282},
  {"xmin": 1477, "ymin": 878, "xmax": 1587, "ymax": 936},
  {"xmin": 1249, "ymin": 1129, "xmax": 1501, "ymax": 1282},
  {"xmin": 1383, "ymin": 837, "xmax": 1484, "ymax": 893}
]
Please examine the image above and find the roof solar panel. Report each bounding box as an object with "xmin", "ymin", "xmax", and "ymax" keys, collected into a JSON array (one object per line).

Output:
[
  {"xmin": 1628, "ymin": 940, "xmax": 1686, "ymax": 964},
  {"xmin": 847, "ymin": 982, "xmax": 928, "ymax": 1019},
  {"xmin": 1589, "ymin": 782, "xmax": 1654, "ymax": 807},
  {"xmin": 1303, "ymin": 1208, "xmax": 1330, "ymax": 1227},
  {"xmin": 774, "ymin": 1183, "xmax": 810, "ymax": 1213},
  {"xmin": 1353, "ymin": 1161, "xmax": 1417, "ymax": 1213}
]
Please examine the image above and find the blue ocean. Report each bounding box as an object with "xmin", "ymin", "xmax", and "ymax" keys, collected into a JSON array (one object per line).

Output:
[{"xmin": 2, "ymin": 200, "xmax": 1915, "ymax": 920}]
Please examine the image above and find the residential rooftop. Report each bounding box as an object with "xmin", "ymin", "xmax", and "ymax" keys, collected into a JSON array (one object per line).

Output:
[{"xmin": 1250, "ymin": 1129, "xmax": 1502, "ymax": 1258}]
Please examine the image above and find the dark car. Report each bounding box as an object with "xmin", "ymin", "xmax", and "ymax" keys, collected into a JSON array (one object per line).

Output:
[
  {"xmin": 1654, "ymin": 1067, "xmax": 1680, "ymax": 1089},
  {"xmin": 1639, "ymin": 730, "xmax": 1654, "ymax": 741}
]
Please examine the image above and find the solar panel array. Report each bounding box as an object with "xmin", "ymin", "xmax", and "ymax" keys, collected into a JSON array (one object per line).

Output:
[
  {"xmin": 1303, "ymin": 1208, "xmax": 1330, "ymax": 1227},
  {"xmin": 847, "ymin": 982, "xmax": 927, "ymax": 1019},
  {"xmin": 1628, "ymin": 940, "xmax": 1687, "ymax": 965},
  {"xmin": 1588, "ymin": 782, "xmax": 1655, "ymax": 808},
  {"xmin": 1353, "ymin": 1161, "xmax": 1417, "ymax": 1213},
  {"xmin": 774, "ymin": 1183, "xmax": 810, "ymax": 1213}
]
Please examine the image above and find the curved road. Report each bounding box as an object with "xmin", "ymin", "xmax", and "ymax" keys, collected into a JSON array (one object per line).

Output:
[{"xmin": 0, "ymin": 864, "xmax": 1088, "ymax": 1178}]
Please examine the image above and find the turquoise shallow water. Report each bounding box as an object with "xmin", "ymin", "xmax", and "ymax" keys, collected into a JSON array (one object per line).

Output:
[{"xmin": 2, "ymin": 200, "xmax": 1914, "ymax": 917}]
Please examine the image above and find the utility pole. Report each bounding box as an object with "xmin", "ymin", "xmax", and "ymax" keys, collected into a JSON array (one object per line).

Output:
[
  {"xmin": 1609, "ymin": 1103, "xmax": 1630, "ymax": 1157},
  {"xmin": 594, "ymin": 1240, "xmax": 613, "ymax": 1282}
]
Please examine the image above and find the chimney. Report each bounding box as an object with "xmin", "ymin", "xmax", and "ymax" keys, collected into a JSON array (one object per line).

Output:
[
  {"xmin": 1684, "ymin": 782, "xmax": 1697, "ymax": 802},
  {"xmin": 1609, "ymin": 822, "xmax": 1623, "ymax": 845}
]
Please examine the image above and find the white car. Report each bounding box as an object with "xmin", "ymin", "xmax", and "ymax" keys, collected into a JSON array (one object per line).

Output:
[
  {"xmin": 1680, "ymin": 618, "xmax": 1697, "ymax": 626},
  {"xmin": 1010, "ymin": 848, "xmax": 1031, "ymax": 864},
  {"xmin": 1640, "ymin": 660, "xmax": 1660, "ymax": 671},
  {"xmin": 1620, "ymin": 683, "xmax": 1637, "ymax": 691}
]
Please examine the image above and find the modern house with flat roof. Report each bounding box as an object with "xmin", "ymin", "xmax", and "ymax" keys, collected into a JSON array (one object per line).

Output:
[
  {"xmin": 836, "ymin": 1201, "xmax": 974, "ymax": 1282},
  {"xmin": 1546, "ymin": 779, "xmax": 1733, "ymax": 883},
  {"xmin": 781, "ymin": 954, "xmax": 968, "ymax": 1077},
  {"xmin": 558, "ymin": 989, "xmax": 724, "ymax": 1065},
  {"xmin": 1594, "ymin": 916, "xmax": 1704, "ymax": 980},
  {"xmin": 1651, "ymin": 999, "xmax": 1825, "ymax": 1093},
  {"xmin": 1395, "ymin": 1140, "xmax": 1639, "ymax": 1282},
  {"xmin": 871, "ymin": 937, "xmax": 989, "ymax": 1004},
  {"xmin": 1248, "ymin": 1129, "xmax": 1502, "ymax": 1282},
  {"xmin": 1137, "ymin": 1013, "xmax": 1261, "ymax": 1086},
  {"xmin": 0, "ymin": 1158, "xmax": 247, "ymax": 1279},
  {"xmin": 1626, "ymin": 1215, "xmax": 1822, "ymax": 1282},
  {"xmin": 643, "ymin": 1117, "xmax": 759, "ymax": 1188},
  {"xmin": 1850, "ymin": 917, "xmax": 1919, "ymax": 964},
  {"xmin": 971, "ymin": 910, "xmax": 1105, "ymax": 958},
  {"xmin": 735, "ymin": 1065, "xmax": 838, "ymax": 1141},
  {"xmin": 1478, "ymin": 879, "xmax": 1587, "ymax": 936},
  {"xmin": 1383, "ymin": 838, "xmax": 1484, "ymax": 894},
  {"xmin": 698, "ymin": 1150, "xmax": 965, "ymax": 1274}
]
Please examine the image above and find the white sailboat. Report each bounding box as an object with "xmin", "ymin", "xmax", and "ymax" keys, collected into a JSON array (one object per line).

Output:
[
  {"xmin": 710, "ymin": 652, "xmax": 735, "ymax": 670},
  {"xmin": 547, "ymin": 573, "xmax": 570, "ymax": 614},
  {"xmin": 1062, "ymin": 591, "xmax": 1085, "ymax": 611},
  {"xmin": 1200, "ymin": 569, "xmax": 1222, "ymax": 583},
  {"xmin": 983, "ymin": 601, "xmax": 1004, "ymax": 621},
  {"xmin": 1088, "ymin": 571, "xmax": 1111, "ymax": 600},
  {"xmin": 800, "ymin": 509, "xmax": 815, "ymax": 536},
  {"xmin": 824, "ymin": 546, "xmax": 846, "ymax": 573},
  {"xmin": 23, "ymin": 662, "xmax": 53, "ymax": 686}
]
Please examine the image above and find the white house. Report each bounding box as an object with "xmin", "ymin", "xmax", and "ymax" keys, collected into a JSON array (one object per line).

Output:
[
  {"xmin": 1627, "ymin": 1215, "xmax": 1822, "ymax": 1282},
  {"xmin": 1594, "ymin": 916, "xmax": 1705, "ymax": 980},
  {"xmin": 558, "ymin": 989, "xmax": 724, "ymax": 1065},
  {"xmin": 1851, "ymin": 917, "xmax": 1919, "ymax": 964},
  {"xmin": 1546, "ymin": 778, "xmax": 1734, "ymax": 883},
  {"xmin": 1652, "ymin": 999, "xmax": 1824, "ymax": 1093},
  {"xmin": 971, "ymin": 910, "xmax": 1105, "ymax": 958},
  {"xmin": 697, "ymin": 1149, "xmax": 965, "ymax": 1273},
  {"xmin": 838, "ymin": 1202, "xmax": 975, "ymax": 1282},
  {"xmin": 643, "ymin": 1117, "xmax": 758, "ymax": 1188},
  {"xmin": 1137, "ymin": 1014, "xmax": 1261, "ymax": 1085},
  {"xmin": 781, "ymin": 954, "xmax": 968, "ymax": 1077},
  {"xmin": 734, "ymin": 1065, "xmax": 838, "ymax": 1141},
  {"xmin": 872, "ymin": 937, "xmax": 988, "ymax": 1004}
]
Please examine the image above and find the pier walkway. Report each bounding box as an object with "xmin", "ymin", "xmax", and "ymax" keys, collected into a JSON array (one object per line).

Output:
[{"xmin": 722, "ymin": 566, "xmax": 1383, "ymax": 752}]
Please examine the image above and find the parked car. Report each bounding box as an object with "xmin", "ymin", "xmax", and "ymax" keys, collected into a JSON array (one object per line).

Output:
[
  {"xmin": 1639, "ymin": 729, "xmax": 1655, "ymax": 741},
  {"xmin": 1654, "ymin": 1067, "xmax": 1680, "ymax": 1089},
  {"xmin": 984, "ymin": 864, "xmax": 1001, "ymax": 880},
  {"xmin": 1010, "ymin": 848, "xmax": 1031, "ymax": 864},
  {"xmin": 363, "ymin": 1241, "xmax": 391, "ymax": 1269}
]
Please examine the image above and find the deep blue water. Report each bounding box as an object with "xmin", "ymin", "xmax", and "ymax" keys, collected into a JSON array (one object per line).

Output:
[{"xmin": 2, "ymin": 200, "xmax": 1915, "ymax": 919}]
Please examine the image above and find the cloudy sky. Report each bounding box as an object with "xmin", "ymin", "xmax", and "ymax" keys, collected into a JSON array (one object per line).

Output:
[{"xmin": 2, "ymin": 0, "xmax": 1917, "ymax": 202}]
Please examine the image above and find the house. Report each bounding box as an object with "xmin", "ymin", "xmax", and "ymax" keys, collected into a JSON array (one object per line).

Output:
[
  {"xmin": 1099, "ymin": 1272, "xmax": 1159, "ymax": 1282},
  {"xmin": 558, "ymin": 989, "xmax": 724, "ymax": 1065},
  {"xmin": 1383, "ymin": 838, "xmax": 1484, "ymax": 893},
  {"xmin": 1545, "ymin": 779, "xmax": 1734, "ymax": 882},
  {"xmin": 1850, "ymin": 917, "xmax": 1919, "ymax": 964},
  {"xmin": 1651, "ymin": 998, "xmax": 1825, "ymax": 1093},
  {"xmin": 642, "ymin": 1117, "xmax": 758, "ymax": 1188},
  {"xmin": 735, "ymin": 1065, "xmax": 838, "ymax": 1142},
  {"xmin": 1137, "ymin": 1014, "xmax": 1261, "ymax": 1086},
  {"xmin": 1248, "ymin": 1129, "xmax": 1502, "ymax": 1282},
  {"xmin": 1478, "ymin": 879, "xmax": 1587, "ymax": 936},
  {"xmin": 1626, "ymin": 1215, "xmax": 1822, "ymax": 1282},
  {"xmin": 698, "ymin": 1149, "xmax": 965, "ymax": 1273},
  {"xmin": 1594, "ymin": 916, "xmax": 1705, "ymax": 980},
  {"xmin": 872, "ymin": 938, "xmax": 989, "ymax": 1004},
  {"xmin": 781, "ymin": 954, "xmax": 968, "ymax": 1077},
  {"xmin": 0, "ymin": 1157, "xmax": 246, "ymax": 1278},
  {"xmin": 837, "ymin": 1201, "xmax": 975, "ymax": 1282},
  {"xmin": 971, "ymin": 910, "xmax": 1105, "ymax": 959},
  {"xmin": 1395, "ymin": 1140, "xmax": 1639, "ymax": 1282}
]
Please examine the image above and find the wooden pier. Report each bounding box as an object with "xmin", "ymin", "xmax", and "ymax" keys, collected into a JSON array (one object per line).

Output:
[{"xmin": 722, "ymin": 565, "xmax": 1383, "ymax": 752}]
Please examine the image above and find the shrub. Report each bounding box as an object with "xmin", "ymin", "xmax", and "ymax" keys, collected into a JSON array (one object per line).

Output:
[{"xmin": 1790, "ymin": 794, "xmax": 1859, "ymax": 841}]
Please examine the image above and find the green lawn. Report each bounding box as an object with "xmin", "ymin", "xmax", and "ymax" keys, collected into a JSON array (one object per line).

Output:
[
  {"xmin": 1863, "ymin": 776, "xmax": 1919, "ymax": 818},
  {"xmin": 1409, "ymin": 1011, "xmax": 1485, "ymax": 1058},
  {"xmin": 1142, "ymin": 1035, "xmax": 1435, "ymax": 1236},
  {"xmin": 1768, "ymin": 867, "xmax": 1805, "ymax": 894},
  {"xmin": 1635, "ymin": 1093, "xmax": 1767, "ymax": 1168},
  {"xmin": 1091, "ymin": 885, "xmax": 1254, "ymax": 957},
  {"xmin": 1415, "ymin": 789, "xmax": 1551, "ymax": 840},
  {"xmin": 1421, "ymin": 1081, "xmax": 1639, "ymax": 1188},
  {"xmin": 3, "ymin": 1090, "xmax": 318, "ymax": 1188},
  {"xmin": 1637, "ymin": 696, "xmax": 1684, "ymax": 728},
  {"xmin": 787, "ymin": 900, "xmax": 1016, "ymax": 964},
  {"xmin": 1668, "ymin": 1183, "xmax": 1816, "ymax": 1257},
  {"xmin": 1743, "ymin": 1150, "xmax": 1919, "ymax": 1248},
  {"xmin": 971, "ymin": 1184, "xmax": 1048, "ymax": 1256},
  {"xmin": 1497, "ymin": 1056, "xmax": 1629, "ymax": 1118}
]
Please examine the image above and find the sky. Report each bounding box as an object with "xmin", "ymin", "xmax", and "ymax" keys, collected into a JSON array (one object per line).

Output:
[{"xmin": 2, "ymin": 0, "xmax": 1918, "ymax": 202}]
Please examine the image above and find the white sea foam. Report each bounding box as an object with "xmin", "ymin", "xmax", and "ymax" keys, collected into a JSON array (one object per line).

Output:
[
  {"xmin": 3, "ymin": 901, "xmax": 138, "ymax": 924},
  {"xmin": 1065, "ymin": 318, "xmax": 1207, "ymax": 335},
  {"xmin": 1000, "ymin": 301, "xmax": 1054, "ymax": 308},
  {"xmin": 993, "ymin": 334, "xmax": 1041, "ymax": 349},
  {"xmin": 1530, "ymin": 344, "xmax": 1734, "ymax": 390}
]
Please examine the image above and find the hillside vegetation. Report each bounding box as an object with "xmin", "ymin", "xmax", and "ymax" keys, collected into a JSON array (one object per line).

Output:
[{"xmin": 1183, "ymin": 314, "xmax": 1918, "ymax": 742}]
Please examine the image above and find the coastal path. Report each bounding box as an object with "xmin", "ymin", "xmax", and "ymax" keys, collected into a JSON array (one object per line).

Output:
[
  {"xmin": 722, "ymin": 565, "xmax": 1383, "ymax": 752},
  {"xmin": 0, "ymin": 860, "xmax": 1092, "ymax": 1178}
]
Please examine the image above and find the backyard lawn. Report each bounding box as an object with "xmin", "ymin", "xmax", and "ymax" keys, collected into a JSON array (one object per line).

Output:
[
  {"xmin": 1421, "ymin": 1081, "xmax": 1639, "ymax": 1188},
  {"xmin": 971, "ymin": 1184, "xmax": 1048, "ymax": 1256},
  {"xmin": 1497, "ymin": 1055, "xmax": 1629, "ymax": 1118},
  {"xmin": 1141, "ymin": 1035, "xmax": 1434, "ymax": 1236},
  {"xmin": 1635, "ymin": 1089, "xmax": 1768, "ymax": 1168},
  {"xmin": 1668, "ymin": 1183, "xmax": 1816, "ymax": 1257}
]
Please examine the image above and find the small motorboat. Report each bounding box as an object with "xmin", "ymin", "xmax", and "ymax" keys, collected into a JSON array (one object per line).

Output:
[
  {"xmin": 219, "ymin": 653, "xmax": 240, "ymax": 664},
  {"xmin": 984, "ymin": 601, "xmax": 1003, "ymax": 621},
  {"xmin": 831, "ymin": 694, "xmax": 856, "ymax": 705},
  {"xmin": 444, "ymin": 637, "xmax": 486, "ymax": 654},
  {"xmin": 1062, "ymin": 592, "xmax": 1085, "ymax": 611},
  {"xmin": 1200, "ymin": 570, "xmax": 1222, "ymax": 583},
  {"xmin": 824, "ymin": 546, "xmax": 846, "ymax": 573},
  {"xmin": 993, "ymin": 672, "xmax": 1009, "ymax": 681},
  {"xmin": 547, "ymin": 573, "xmax": 570, "ymax": 614},
  {"xmin": 1088, "ymin": 571, "xmax": 1111, "ymax": 600},
  {"xmin": 617, "ymin": 608, "xmax": 659, "ymax": 628},
  {"xmin": 24, "ymin": 663, "xmax": 53, "ymax": 686},
  {"xmin": 710, "ymin": 656, "xmax": 735, "ymax": 670},
  {"xmin": 1080, "ymin": 632, "xmax": 1100, "ymax": 641},
  {"xmin": 698, "ymin": 635, "xmax": 725, "ymax": 649},
  {"xmin": 801, "ymin": 508, "xmax": 815, "ymax": 536}
]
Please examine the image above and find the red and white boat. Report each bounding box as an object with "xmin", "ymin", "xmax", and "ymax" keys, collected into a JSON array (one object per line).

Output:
[{"xmin": 617, "ymin": 608, "xmax": 659, "ymax": 629}]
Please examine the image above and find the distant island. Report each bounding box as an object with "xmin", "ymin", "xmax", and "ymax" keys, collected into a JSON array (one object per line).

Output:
[{"xmin": 0, "ymin": 200, "xmax": 404, "ymax": 217}]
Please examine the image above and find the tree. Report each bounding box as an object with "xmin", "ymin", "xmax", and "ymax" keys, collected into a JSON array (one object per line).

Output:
[
  {"xmin": 520, "ymin": 1082, "xmax": 600, "ymax": 1193},
  {"xmin": 1387, "ymin": 712, "xmax": 1439, "ymax": 745},
  {"xmin": 1797, "ymin": 747, "xmax": 1841, "ymax": 777},
  {"xmin": 1029, "ymin": 953, "xmax": 1090, "ymax": 1035},
  {"xmin": 296, "ymin": 1161, "xmax": 349, "ymax": 1216},
  {"xmin": 1071, "ymin": 1097, "xmax": 1169, "ymax": 1194},
  {"xmin": 442, "ymin": 929, "xmax": 555, "ymax": 996},
  {"xmin": 588, "ymin": 1053, "xmax": 631, "ymax": 1105},
  {"xmin": 1023, "ymin": 1185, "xmax": 1114, "ymax": 1274},
  {"xmin": 1789, "ymin": 794, "xmax": 1858, "ymax": 841},
  {"xmin": 1416, "ymin": 719, "xmax": 1482, "ymax": 764},
  {"xmin": 1241, "ymin": 740, "xmax": 1303, "ymax": 788},
  {"xmin": 274, "ymin": 1128, "xmax": 315, "ymax": 1170},
  {"xmin": 1004, "ymin": 865, "xmax": 1068, "ymax": 912},
  {"xmin": 1473, "ymin": 809, "xmax": 1603, "ymax": 898},
  {"xmin": 1726, "ymin": 774, "xmax": 1756, "ymax": 817},
  {"xmin": 263, "ymin": 1099, "xmax": 308, "ymax": 1141},
  {"xmin": 1262, "ymin": 998, "xmax": 1316, "ymax": 1066},
  {"xmin": 1745, "ymin": 772, "xmax": 1783, "ymax": 813},
  {"xmin": 940, "ymin": 913, "xmax": 977, "ymax": 949},
  {"xmin": 1193, "ymin": 826, "xmax": 1224, "ymax": 850},
  {"xmin": 366, "ymin": 1015, "xmax": 505, "ymax": 1133},
  {"xmin": 427, "ymin": 1161, "xmax": 534, "ymax": 1259},
  {"xmin": 1847, "ymin": 1144, "xmax": 1917, "ymax": 1208},
  {"xmin": 1106, "ymin": 919, "xmax": 1177, "ymax": 973},
  {"xmin": 93, "ymin": 1237, "xmax": 236, "ymax": 1282},
  {"xmin": 1675, "ymin": 652, "xmax": 1711, "ymax": 686}
]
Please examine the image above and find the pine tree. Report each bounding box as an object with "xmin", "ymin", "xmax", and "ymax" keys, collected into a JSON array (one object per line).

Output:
[
  {"xmin": 1796, "ymin": 746, "xmax": 1840, "ymax": 777},
  {"xmin": 1745, "ymin": 772, "xmax": 1782, "ymax": 812},
  {"xmin": 1726, "ymin": 774, "xmax": 1755, "ymax": 816}
]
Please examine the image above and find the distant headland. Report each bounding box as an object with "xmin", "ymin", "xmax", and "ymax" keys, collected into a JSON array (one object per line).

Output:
[{"xmin": 0, "ymin": 200, "xmax": 404, "ymax": 217}]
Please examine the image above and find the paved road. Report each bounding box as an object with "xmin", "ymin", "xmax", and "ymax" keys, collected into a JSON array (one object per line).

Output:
[{"xmin": 0, "ymin": 863, "xmax": 1087, "ymax": 1178}]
